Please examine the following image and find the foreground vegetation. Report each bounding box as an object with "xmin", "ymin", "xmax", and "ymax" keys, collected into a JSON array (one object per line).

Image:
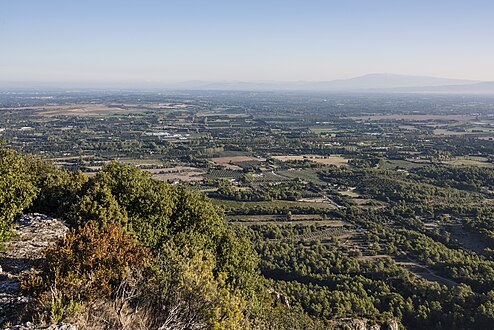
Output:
[{"xmin": 1, "ymin": 148, "xmax": 333, "ymax": 329}]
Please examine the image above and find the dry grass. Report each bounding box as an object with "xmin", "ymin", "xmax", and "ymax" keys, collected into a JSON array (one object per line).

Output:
[{"xmin": 72, "ymin": 300, "xmax": 149, "ymax": 330}]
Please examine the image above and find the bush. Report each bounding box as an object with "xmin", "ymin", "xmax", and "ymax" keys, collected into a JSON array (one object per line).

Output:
[
  {"xmin": 0, "ymin": 148, "xmax": 39, "ymax": 242},
  {"xmin": 64, "ymin": 163, "xmax": 260, "ymax": 297},
  {"xmin": 26, "ymin": 155, "xmax": 87, "ymax": 216},
  {"xmin": 67, "ymin": 181, "xmax": 128, "ymax": 229},
  {"xmin": 29, "ymin": 221, "xmax": 151, "ymax": 301},
  {"xmin": 21, "ymin": 161, "xmax": 262, "ymax": 327},
  {"xmin": 138, "ymin": 248, "xmax": 248, "ymax": 329}
]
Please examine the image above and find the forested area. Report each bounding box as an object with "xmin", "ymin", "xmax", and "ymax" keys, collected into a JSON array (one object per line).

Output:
[{"xmin": 248, "ymin": 223, "xmax": 494, "ymax": 329}]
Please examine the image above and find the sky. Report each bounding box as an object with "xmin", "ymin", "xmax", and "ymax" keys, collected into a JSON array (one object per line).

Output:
[{"xmin": 0, "ymin": 0, "xmax": 493, "ymax": 85}]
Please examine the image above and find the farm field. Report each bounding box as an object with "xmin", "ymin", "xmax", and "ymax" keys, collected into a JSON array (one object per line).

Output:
[
  {"xmin": 433, "ymin": 129, "xmax": 474, "ymax": 136},
  {"xmin": 206, "ymin": 169, "xmax": 244, "ymax": 179},
  {"xmin": 276, "ymin": 168, "xmax": 327, "ymax": 185},
  {"xmin": 31, "ymin": 103, "xmax": 156, "ymax": 116},
  {"xmin": 272, "ymin": 154, "xmax": 348, "ymax": 166},
  {"xmin": 380, "ymin": 159, "xmax": 428, "ymax": 170},
  {"xmin": 442, "ymin": 156, "xmax": 494, "ymax": 168},
  {"xmin": 338, "ymin": 189, "xmax": 360, "ymax": 198},
  {"xmin": 144, "ymin": 166, "xmax": 205, "ymax": 182},
  {"xmin": 210, "ymin": 155, "xmax": 265, "ymax": 165}
]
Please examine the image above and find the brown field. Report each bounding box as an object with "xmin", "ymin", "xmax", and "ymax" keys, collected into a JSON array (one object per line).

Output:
[
  {"xmin": 442, "ymin": 157, "xmax": 494, "ymax": 168},
  {"xmin": 121, "ymin": 159, "xmax": 164, "ymax": 166},
  {"xmin": 210, "ymin": 156, "xmax": 265, "ymax": 165},
  {"xmin": 398, "ymin": 125, "xmax": 419, "ymax": 130},
  {"xmin": 433, "ymin": 129, "xmax": 471, "ymax": 136},
  {"xmin": 446, "ymin": 224, "xmax": 490, "ymax": 254},
  {"xmin": 212, "ymin": 199, "xmax": 337, "ymax": 210},
  {"xmin": 7, "ymin": 103, "xmax": 192, "ymax": 116},
  {"xmin": 153, "ymin": 103, "xmax": 189, "ymax": 109},
  {"xmin": 351, "ymin": 198, "xmax": 373, "ymax": 205},
  {"xmin": 34, "ymin": 104, "xmax": 130, "ymax": 116},
  {"xmin": 81, "ymin": 162, "xmax": 206, "ymax": 182},
  {"xmin": 196, "ymin": 113, "xmax": 249, "ymax": 118},
  {"xmin": 272, "ymin": 154, "xmax": 348, "ymax": 166},
  {"xmin": 298, "ymin": 197, "xmax": 332, "ymax": 203},
  {"xmin": 144, "ymin": 166, "xmax": 205, "ymax": 182},
  {"xmin": 224, "ymin": 164, "xmax": 244, "ymax": 170},
  {"xmin": 395, "ymin": 258, "xmax": 458, "ymax": 286},
  {"xmin": 51, "ymin": 155, "xmax": 98, "ymax": 161},
  {"xmin": 358, "ymin": 255, "xmax": 389, "ymax": 261},
  {"xmin": 339, "ymin": 189, "xmax": 360, "ymax": 198}
]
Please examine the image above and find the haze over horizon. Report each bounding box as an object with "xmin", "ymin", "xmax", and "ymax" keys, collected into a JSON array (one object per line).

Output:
[{"xmin": 1, "ymin": 0, "xmax": 493, "ymax": 84}]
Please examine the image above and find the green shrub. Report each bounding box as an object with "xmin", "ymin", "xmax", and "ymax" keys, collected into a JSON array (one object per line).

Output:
[
  {"xmin": 64, "ymin": 162, "xmax": 260, "ymax": 297},
  {"xmin": 26, "ymin": 155, "xmax": 87, "ymax": 216},
  {"xmin": 34, "ymin": 221, "xmax": 151, "ymax": 301},
  {"xmin": 0, "ymin": 148, "xmax": 39, "ymax": 242},
  {"xmin": 67, "ymin": 181, "xmax": 128, "ymax": 228}
]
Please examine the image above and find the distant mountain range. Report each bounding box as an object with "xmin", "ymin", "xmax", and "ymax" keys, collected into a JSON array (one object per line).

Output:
[
  {"xmin": 1, "ymin": 74, "xmax": 494, "ymax": 93},
  {"xmin": 164, "ymin": 74, "xmax": 493, "ymax": 93}
]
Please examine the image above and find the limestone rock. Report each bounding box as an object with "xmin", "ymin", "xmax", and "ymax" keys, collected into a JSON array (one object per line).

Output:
[
  {"xmin": 385, "ymin": 319, "xmax": 400, "ymax": 330},
  {"xmin": 3, "ymin": 322, "xmax": 77, "ymax": 330},
  {"xmin": 0, "ymin": 214, "xmax": 68, "ymax": 327},
  {"xmin": 330, "ymin": 318, "xmax": 401, "ymax": 330}
]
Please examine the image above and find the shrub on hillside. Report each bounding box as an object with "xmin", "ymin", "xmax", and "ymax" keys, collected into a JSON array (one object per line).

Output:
[
  {"xmin": 138, "ymin": 248, "xmax": 249, "ymax": 329},
  {"xmin": 0, "ymin": 148, "xmax": 39, "ymax": 242},
  {"xmin": 26, "ymin": 155, "xmax": 87, "ymax": 216},
  {"xmin": 25, "ymin": 221, "xmax": 151, "ymax": 302},
  {"xmin": 67, "ymin": 181, "xmax": 128, "ymax": 229},
  {"xmin": 64, "ymin": 162, "xmax": 260, "ymax": 298}
]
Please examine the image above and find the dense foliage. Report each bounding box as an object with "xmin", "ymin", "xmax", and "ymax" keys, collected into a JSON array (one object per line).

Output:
[
  {"xmin": 0, "ymin": 149, "xmax": 326, "ymax": 329},
  {"xmin": 0, "ymin": 148, "xmax": 39, "ymax": 241}
]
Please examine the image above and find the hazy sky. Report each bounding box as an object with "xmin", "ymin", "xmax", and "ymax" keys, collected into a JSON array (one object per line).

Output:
[{"xmin": 1, "ymin": 0, "xmax": 493, "ymax": 84}]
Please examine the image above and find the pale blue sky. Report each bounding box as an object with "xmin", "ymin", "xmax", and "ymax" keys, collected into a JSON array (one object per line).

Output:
[{"xmin": 0, "ymin": 0, "xmax": 493, "ymax": 84}]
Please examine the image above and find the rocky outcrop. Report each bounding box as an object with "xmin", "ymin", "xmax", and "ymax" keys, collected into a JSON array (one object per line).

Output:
[
  {"xmin": 386, "ymin": 319, "xmax": 400, "ymax": 330},
  {"xmin": 4, "ymin": 322, "xmax": 76, "ymax": 330},
  {"xmin": 330, "ymin": 318, "xmax": 400, "ymax": 330},
  {"xmin": 268, "ymin": 288, "xmax": 290, "ymax": 307},
  {"xmin": 0, "ymin": 214, "xmax": 68, "ymax": 327}
]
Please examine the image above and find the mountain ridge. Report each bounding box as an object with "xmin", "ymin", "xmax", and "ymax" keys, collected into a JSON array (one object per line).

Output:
[{"xmin": 0, "ymin": 74, "xmax": 492, "ymax": 93}]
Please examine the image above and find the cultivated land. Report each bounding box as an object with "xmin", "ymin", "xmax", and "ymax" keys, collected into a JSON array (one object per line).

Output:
[
  {"xmin": 1, "ymin": 90, "xmax": 494, "ymax": 329},
  {"xmin": 272, "ymin": 154, "xmax": 348, "ymax": 165}
]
